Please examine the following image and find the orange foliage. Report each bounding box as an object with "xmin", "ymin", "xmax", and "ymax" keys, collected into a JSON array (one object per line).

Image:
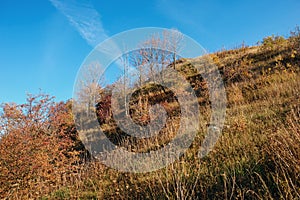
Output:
[{"xmin": 0, "ymin": 94, "xmax": 80, "ymax": 198}]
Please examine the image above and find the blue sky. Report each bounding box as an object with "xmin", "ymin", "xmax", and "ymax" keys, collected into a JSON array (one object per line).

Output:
[{"xmin": 0, "ymin": 0, "xmax": 300, "ymax": 104}]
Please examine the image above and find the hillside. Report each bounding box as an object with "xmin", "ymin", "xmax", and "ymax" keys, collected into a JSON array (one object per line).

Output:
[{"xmin": 0, "ymin": 32, "xmax": 299, "ymax": 199}]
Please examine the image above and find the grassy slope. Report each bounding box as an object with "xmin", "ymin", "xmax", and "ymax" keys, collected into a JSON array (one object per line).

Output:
[
  {"xmin": 3, "ymin": 35, "xmax": 299, "ymax": 199},
  {"xmin": 57, "ymin": 35, "xmax": 299, "ymax": 199}
]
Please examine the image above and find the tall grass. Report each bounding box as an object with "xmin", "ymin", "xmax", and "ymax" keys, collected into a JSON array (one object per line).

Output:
[{"xmin": 0, "ymin": 32, "xmax": 300, "ymax": 199}]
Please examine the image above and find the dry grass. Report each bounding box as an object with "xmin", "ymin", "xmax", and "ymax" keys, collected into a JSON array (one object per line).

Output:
[{"xmin": 1, "ymin": 32, "xmax": 300, "ymax": 199}]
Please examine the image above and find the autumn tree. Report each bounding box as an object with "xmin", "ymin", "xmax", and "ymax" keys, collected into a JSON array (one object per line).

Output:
[{"xmin": 0, "ymin": 94, "xmax": 80, "ymax": 198}]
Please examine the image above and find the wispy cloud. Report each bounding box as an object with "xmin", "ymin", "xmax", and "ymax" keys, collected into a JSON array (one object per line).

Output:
[
  {"xmin": 49, "ymin": 0, "xmax": 108, "ymax": 47},
  {"xmin": 49, "ymin": 0, "xmax": 124, "ymax": 72}
]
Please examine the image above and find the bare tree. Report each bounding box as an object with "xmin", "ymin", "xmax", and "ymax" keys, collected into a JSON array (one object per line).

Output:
[
  {"xmin": 109, "ymin": 30, "xmax": 184, "ymax": 121},
  {"xmin": 75, "ymin": 62, "xmax": 104, "ymax": 116},
  {"xmin": 119, "ymin": 52, "xmax": 131, "ymax": 116},
  {"xmin": 130, "ymin": 49, "xmax": 146, "ymax": 87},
  {"xmin": 133, "ymin": 29, "xmax": 183, "ymax": 83},
  {"xmin": 164, "ymin": 29, "xmax": 183, "ymax": 69}
]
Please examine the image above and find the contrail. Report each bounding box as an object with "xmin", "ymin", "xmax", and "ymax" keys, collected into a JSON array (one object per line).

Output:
[
  {"xmin": 49, "ymin": 0, "xmax": 123, "ymax": 68},
  {"xmin": 50, "ymin": 0, "xmax": 107, "ymax": 47}
]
